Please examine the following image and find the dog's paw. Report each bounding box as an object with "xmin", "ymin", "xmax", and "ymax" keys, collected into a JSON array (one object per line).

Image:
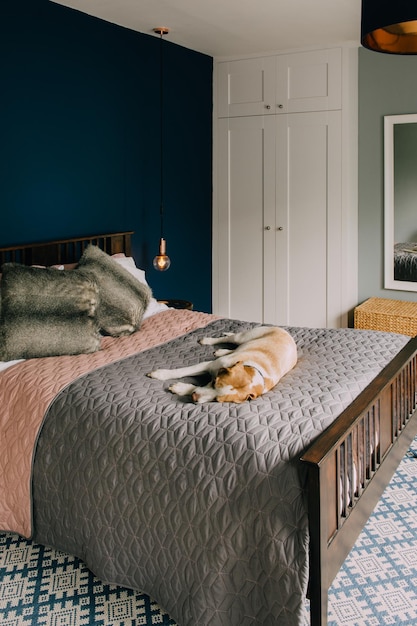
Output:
[
  {"xmin": 169, "ymin": 382, "xmax": 196, "ymax": 396},
  {"xmin": 147, "ymin": 369, "xmax": 172, "ymax": 380},
  {"xmin": 213, "ymin": 348, "xmax": 232, "ymax": 357},
  {"xmin": 192, "ymin": 387, "xmax": 218, "ymax": 403},
  {"xmin": 199, "ymin": 336, "xmax": 213, "ymax": 345}
]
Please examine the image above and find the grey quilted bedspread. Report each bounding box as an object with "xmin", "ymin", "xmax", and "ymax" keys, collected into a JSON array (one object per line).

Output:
[{"xmin": 32, "ymin": 319, "xmax": 409, "ymax": 626}]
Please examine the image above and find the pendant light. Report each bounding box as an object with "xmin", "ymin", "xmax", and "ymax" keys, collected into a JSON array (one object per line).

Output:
[
  {"xmin": 152, "ymin": 26, "xmax": 171, "ymax": 271},
  {"xmin": 361, "ymin": 0, "xmax": 417, "ymax": 54}
]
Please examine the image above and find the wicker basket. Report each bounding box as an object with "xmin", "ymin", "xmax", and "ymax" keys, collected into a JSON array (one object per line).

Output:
[{"xmin": 354, "ymin": 297, "xmax": 417, "ymax": 336}]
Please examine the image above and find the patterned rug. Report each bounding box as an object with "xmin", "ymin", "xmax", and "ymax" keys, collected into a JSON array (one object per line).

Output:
[{"xmin": 1, "ymin": 444, "xmax": 417, "ymax": 626}]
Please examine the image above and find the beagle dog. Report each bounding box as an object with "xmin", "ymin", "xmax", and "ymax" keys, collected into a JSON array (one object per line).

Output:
[{"xmin": 147, "ymin": 325, "xmax": 297, "ymax": 403}]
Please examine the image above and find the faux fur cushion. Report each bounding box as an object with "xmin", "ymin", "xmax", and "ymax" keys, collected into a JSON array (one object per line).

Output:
[
  {"xmin": 77, "ymin": 245, "xmax": 152, "ymax": 337},
  {"xmin": 0, "ymin": 264, "xmax": 101, "ymax": 360}
]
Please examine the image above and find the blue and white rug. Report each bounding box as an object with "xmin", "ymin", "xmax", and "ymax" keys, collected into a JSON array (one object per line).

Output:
[
  {"xmin": 317, "ymin": 443, "xmax": 417, "ymax": 626},
  {"xmin": 0, "ymin": 537, "xmax": 176, "ymax": 625},
  {"xmin": 2, "ymin": 444, "xmax": 417, "ymax": 625}
]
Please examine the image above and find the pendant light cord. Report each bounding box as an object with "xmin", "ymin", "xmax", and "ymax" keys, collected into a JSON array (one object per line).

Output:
[
  {"xmin": 152, "ymin": 27, "xmax": 171, "ymax": 271},
  {"xmin": 159, "ymin": 31, "xmax": 164, "ymax": 240}
]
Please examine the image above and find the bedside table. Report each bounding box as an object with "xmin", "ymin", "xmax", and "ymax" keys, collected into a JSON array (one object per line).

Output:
[{"xmin": 158, "ymin": 299, "xmax": 193, "ymax": 310}]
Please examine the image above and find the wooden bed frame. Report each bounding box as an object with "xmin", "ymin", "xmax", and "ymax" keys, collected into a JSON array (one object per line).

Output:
[
  {"xmin": 0, "ymin": 231, "xmax": 133, "ymax": 267},
  {"xmin": 2, "ymin": 230, "xmax": 417, "ymax": 626}
]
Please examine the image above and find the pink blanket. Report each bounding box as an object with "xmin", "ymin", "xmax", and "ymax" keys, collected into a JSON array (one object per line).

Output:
[{"xmin": 0, "ymin": 310, "xmax": 216, "ymax": 537}]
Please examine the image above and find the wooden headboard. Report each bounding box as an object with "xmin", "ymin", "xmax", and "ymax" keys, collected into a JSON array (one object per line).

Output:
[{"xmin": 0, "ymin": 231, "xmax": 134, "ymax": 267}]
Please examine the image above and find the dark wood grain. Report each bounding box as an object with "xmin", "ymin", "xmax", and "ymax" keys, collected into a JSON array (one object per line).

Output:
[{"xmin": 0, "ymin": 231, "xmax": 133, "ymax": 267}]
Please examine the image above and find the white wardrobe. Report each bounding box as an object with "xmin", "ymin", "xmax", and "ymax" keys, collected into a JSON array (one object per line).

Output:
[{"xmin": 213, "ymin": 47, "xmax": 358, "ymax": 328}]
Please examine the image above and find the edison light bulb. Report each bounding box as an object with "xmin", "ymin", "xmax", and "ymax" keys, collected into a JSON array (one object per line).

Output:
[{"xmin": 153, "ymin": 238, "xmax": 171, "ymax": 271}]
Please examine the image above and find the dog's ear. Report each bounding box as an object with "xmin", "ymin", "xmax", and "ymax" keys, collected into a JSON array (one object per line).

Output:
[{"xmin": 230, "ymin": 361, "xmax": 246, "ymax": 374}]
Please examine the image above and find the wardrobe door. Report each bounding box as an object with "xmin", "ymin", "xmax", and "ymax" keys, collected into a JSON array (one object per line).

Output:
[
  {"xmin": 217, "ymin": 56, "xmax": 276, "ymax": 118},
  {"xmin": 275, "ymin": 111, "xmax": 342, "ymax": 327},
  {"xmin": 277, "ymin": 48, "xmax": 342, "ymax": 113},
  {"xmin": 216, "ymin": 116, "xmax": 276, "ymax": 322}
]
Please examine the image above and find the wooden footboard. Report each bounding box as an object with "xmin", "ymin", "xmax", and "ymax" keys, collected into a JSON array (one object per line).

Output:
[{"xmin": 301, "ymin": 334, "xmax": 417, "ymax": 626}]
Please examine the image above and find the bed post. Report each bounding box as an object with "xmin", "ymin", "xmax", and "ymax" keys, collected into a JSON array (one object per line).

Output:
[{"xmin": 305, "ymin": 462, "xmax": 329, "ymax": 626}]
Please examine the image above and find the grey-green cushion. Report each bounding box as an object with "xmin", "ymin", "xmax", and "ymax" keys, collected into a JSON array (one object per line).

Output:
[
  {"xmin": 77, "ymin": 245, "xmax": 152, "ymax": 337},
  {"xmin": 0, "ymin": 264, "xmax": 101, "ymax": 360}
]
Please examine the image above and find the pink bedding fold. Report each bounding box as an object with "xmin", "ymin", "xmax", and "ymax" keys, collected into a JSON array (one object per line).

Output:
[{"xmin": 0, "ymin": 310, "xmax": 216, "ymax": 537}]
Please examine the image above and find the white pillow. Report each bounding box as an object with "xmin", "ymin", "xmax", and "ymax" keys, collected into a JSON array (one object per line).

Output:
[
  {"xmin": 112, "ymin": 255, "xmax": 169, "ymax": 319},
  {"xmin": 0, "ymin": 359, "xmax": 24, "ymax": 372}
]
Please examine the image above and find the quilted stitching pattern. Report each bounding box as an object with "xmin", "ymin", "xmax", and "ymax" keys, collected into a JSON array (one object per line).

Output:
[
  {"xmin": 32, "ymin": 321, "xmax": 409, "ymax": 626},
  {"xmin": 0, "ymin": 310, "xmax": 216, "ymax": 537}
]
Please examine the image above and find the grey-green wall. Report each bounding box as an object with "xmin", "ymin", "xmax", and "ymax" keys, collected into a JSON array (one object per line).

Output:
[{"xmin": 359, "ymin": 47, "xmax": 417, "ymax": 303}]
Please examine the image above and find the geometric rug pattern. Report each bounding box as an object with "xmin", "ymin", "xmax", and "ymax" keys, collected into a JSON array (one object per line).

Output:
[
  {"xmin": 310, "ymin": 442, "xmax": 417, "ymax": 626},
  {"xmin": 2, "ymin": 444, "xmax": 417, "ymax": 625},
  {"xmin": 0, "ymin": 534, "xmax": 176, "ymax": 626}
]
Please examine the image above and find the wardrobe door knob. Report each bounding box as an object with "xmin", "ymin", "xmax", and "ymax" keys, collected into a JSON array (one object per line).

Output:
[
  {"xmin": 265, "ymin": 226, "xmax": 271, "ymax": 230},
  {"xmin": 277, "ymin": 104, "xmax": 284, "ymax": 109},
  {"xmin": 265, "ymin": 104, "xmax": 271, "ymax": 110}
]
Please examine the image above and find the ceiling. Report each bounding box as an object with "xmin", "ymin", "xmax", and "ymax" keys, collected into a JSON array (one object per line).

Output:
[{"xmin": 50, "ymin": 0, "xmax": 362, "ymax": 58}]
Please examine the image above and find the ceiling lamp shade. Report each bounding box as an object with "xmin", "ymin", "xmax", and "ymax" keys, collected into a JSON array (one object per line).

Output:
[{"xmin": 361, "ymin": 0, "xmax": 417, "ymax": 54}]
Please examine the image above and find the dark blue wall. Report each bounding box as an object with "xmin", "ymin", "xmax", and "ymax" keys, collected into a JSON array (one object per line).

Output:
[{"xmin": 1, "ymin": 0, "xmax": 213, "ymax": 312}]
